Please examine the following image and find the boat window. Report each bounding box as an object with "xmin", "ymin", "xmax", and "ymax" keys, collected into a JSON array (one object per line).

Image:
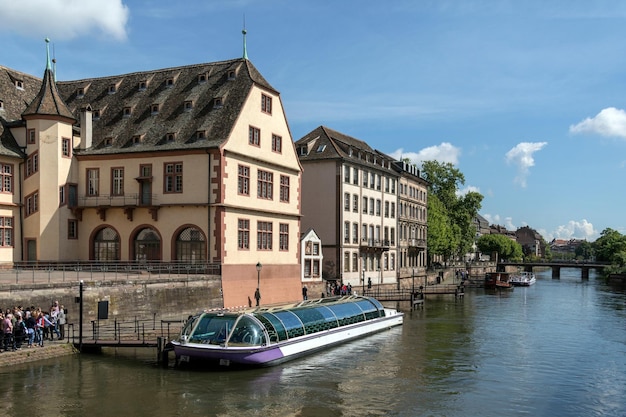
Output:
[
  {"xmin": 271, "ymin": 311, "xmax": 306, "ymax": 338},
  {"xmin": 291, "ymin": 306, "xmax": 339, "ymax": 334},
  {"xmin": 189, "ymin": 314, "xmax": 237, "ymax": 345},
  {"xmin": 227, "ymin": 316, "xmax": 266, "ymax": 347},
  {"xmin": 181, "ymin": 314, "xmax": 199, "ymax": 339},
  {"xmin": 352, "ymin": 299, "xmax": 384, "ymax": 320},
  {"xmin": 326, "ymin": 302, "xmax": 366, "ymax": 327},
  {"xmin": 255, "ymin": 313, "xmax": 287, "ymax": 342}
]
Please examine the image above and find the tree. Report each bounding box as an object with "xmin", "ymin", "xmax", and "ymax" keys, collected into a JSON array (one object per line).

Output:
[
  {"xmin": 426, "ymin": 194, "xmax": 459, "ymax": 260},
  {"xmin": 574, "ymin": 241, "xmax": 594, "ymax": 261},
  {"xmin": 421, "ymin": 160, "xmax": 483, "ymax": 260},
  {"xmin": 476, "ymin": 234, "xmax": 524, "ymax": 262},
  {"xmin": 593, "ymin": 228, "xmax": 626, "ymax": 264}
]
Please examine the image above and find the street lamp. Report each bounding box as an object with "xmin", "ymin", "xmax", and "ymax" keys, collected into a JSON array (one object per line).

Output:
[
  {"xmin": 255, "ymin": 262, "xmax": 262, "ymax": 306},
  {"xmin": 412, "ymin": 268, "xmax": 415, "ymax": 295},
  {"xmin": 362, "ymin": 268, "xmax": 365, "ymax": 295}
]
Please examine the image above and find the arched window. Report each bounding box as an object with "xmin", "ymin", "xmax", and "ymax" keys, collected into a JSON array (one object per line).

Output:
[
  {"xmin": 176, "ymin": 227, "xmax": 206, "ymax": 262},
  {"xmin": 93, "ymin": 227, "xmax": 120, "ymax": 261},
  {"xmin": 134, "ymin": 227, "xmax": 161, "ymax": 261}
]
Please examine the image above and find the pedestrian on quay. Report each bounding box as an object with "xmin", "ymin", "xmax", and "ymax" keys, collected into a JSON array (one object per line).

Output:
[
  {"xmin": 1, "ymin": 312, "xmax": 14, "ymax": 352},
  {"xmin": 57, "ymin": 305, "xmax": 66, "ymax": 340}
]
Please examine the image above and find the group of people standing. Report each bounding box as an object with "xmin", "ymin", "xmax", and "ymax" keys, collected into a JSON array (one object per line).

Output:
[{"xmin": 0, "ymin": 301, "xmax": 66, "ymax": 352}]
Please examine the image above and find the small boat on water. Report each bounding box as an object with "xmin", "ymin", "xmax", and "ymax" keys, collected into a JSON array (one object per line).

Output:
[
  {"xmin": 484, "ymin": 272, "xmax": 514, "ymax": 290},
  {"xmin": 170, "ymin": 295, "xmax": 404, "ymax": 368},
  {"xmin": 509, "ymin": 271, "xmax": 536, "ymax": 286}
]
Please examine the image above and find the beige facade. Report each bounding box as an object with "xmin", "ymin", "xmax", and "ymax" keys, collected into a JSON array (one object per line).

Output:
[
  {"xmin": 393, "ymin": 161, "xmax": 428, "ymax": 278},
  {"xmin": 0, "ymin": 51, "xmax": 302, "ymax": 307},
  {"xmin": 296, "ymin": 126, "xmax": 403, "ymax": 289}
]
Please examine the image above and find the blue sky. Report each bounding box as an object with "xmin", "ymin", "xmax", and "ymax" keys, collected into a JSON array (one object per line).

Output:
[{"xmin": 2, "ymin": 0, "xmax": 626, "ymax": 242}]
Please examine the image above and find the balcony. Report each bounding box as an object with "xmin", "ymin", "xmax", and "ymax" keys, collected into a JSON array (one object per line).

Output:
[
  {"xmin": 360, "ymin": 238, "xmax": 390, "ymax": 253},
  {"xmin": 408, "ymin": 238, "xmax": 427, "ymax": 248},
  {"xmin": 73, "ymin": 194, "xmax": 160, "ymax": 221}
]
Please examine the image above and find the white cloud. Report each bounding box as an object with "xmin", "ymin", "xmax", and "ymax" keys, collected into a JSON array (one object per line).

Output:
[
  {"xmin": 482, "ymin": 214, "xmax": 516, "ymax": 231},
  {"xmin": 390, "ymin": 142, "xmax": 461, "ymax": 166},
  {"xmin": 0, "ymin": 0, "xmax": 129, "ymax": 41},
  {"xmin": 505, "ymin": 142, "xmax": 547, "ymax": 187},
  {"xmin": 457, "ymin": 185, "xmax": 480, "ymax": 196},
  {"xmin": 550, "ymin": 219, "xmax": 597, "ymax": 241},
  {"xmin": 569, "ymin": 107, "xmax": 626, "ymax": 139}
]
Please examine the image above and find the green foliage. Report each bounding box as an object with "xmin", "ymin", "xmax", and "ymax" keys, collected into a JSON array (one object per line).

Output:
[
  {"xmin": 421, "ymin": 160, "xmax": 483, "ymax": 259},
  {"xmin": 574, "ymin": 241, "xmax": 595, "ymax": 261},
  {"xmin": 476, "ymin": 234, "xmax": 524, "ymax": 261},
  {"xmin": 592, "ymin": 228, "xmax": 626, "ymax": 264}
]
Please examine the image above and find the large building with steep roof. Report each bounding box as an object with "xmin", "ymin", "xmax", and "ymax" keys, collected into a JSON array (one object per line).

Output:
[
  {"xmin": 0, "ymin": 40, "xmax": 303, "ymax": 307},
  {"xmin": 295, "ymin": 126, "xmax": 427, "ymax": 288}
]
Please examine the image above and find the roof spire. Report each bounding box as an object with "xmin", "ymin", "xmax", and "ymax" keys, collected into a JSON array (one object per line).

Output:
[
  {"xmin": 45, "ymin": 37, "xmax": 52, "ymax": 70},
  {"xmin": 242, "ymin": 15, "xmax": 248, "ymax": 60}
]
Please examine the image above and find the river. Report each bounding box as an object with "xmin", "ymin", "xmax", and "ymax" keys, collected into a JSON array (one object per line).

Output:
[{"xmin": 1, "ymin": 268, "xmax": 624, "ymax": 417}]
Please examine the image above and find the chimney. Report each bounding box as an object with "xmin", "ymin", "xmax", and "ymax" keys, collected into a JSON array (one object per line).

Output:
[{"xmin": 79, "ymin": 105, "xmax": 93, "ymax": 149}]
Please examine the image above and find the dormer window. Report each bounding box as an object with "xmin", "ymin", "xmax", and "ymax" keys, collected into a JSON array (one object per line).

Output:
[
  {"xmin": 0, "ymin": 100, "xmax": 4, "ymax": 110},
  {"xmin": 77, "ymin": 87, "xmax": 85, "ymax": 98},
  {"xmin": 198, "ymin": 74, "xmax": 207, "ymax": 83},
  {"xmin": 228, "ymin": 70, "xmax": 236, "ymax": 80},
  {"xmin": 92, "ymin": 110, "xmax": 101, "ymax": 120},
  {"xmin": 123, "ymin": 107, "xmax": 132, "ymax": 117},
  {"xmin": 131, "ymin": 135, "xmax": 142, "ymax": 146},
  {"xmin": 213, "ymin": 97, "xmax": 223, "ymax": 108},
  {"xmin": 108, "ymin": 84, "xmax": 117, "ymax": 94},
  {"xmin": 184, "ymin": 101, "xmax": 193, "ymax": 111},
  {"xmin": 299, "ymin": 147, "xmax": 308, "ymax": 156},
  {"xmin": 316, "ymin": 145, "xmax": 326, "ymax": 153},
  {"xmin": 166, "ymin": 133, "xmax": 176, "ymax": 142},
  {"xmin": 166, "ymin": 78, "xmax": 174, "ymax": 88},
  {"xmin": 151, "ymin": 104, "xmax": 159, "ymax": 115},
  {"xmin": 103, "ymin": 137, "xmax": 113, "ymax": 147},
  {"xmin": 196, "ymin": 130, "xmax": 206, "ymax": 140},
  {"xmin": 138, "ymin": 81, "xmax": 147, "ymax": 91},
  {"xmin": 15, "ymin": 80, "xmax": 24, "ymax": 90}
]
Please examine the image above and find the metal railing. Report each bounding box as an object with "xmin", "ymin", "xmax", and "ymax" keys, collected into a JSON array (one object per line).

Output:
[
  {"xmin": 0, "ymin": 261, "xmax": 221, "ymax": 285},
  {"xmin": 70, "ymin": 316, "xmax": 185, "ymax": 345}
]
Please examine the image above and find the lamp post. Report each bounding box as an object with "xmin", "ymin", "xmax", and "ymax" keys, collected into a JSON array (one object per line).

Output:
[
  {"xmin": 412, "ymin": 268, "xmax": 415, "ymax": 295},
  {"xmin": 362, "ymin": 268, "xmax": 365, "ymax": 295},
  {"xmin": 255, "ymin": 262, "xmax": 262, "ymax": 306}
]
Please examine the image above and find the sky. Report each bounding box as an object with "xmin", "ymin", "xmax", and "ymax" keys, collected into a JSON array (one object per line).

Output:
[{"xmin": 1, "ymin": 0, "xmax": 625, "ymax": 242}]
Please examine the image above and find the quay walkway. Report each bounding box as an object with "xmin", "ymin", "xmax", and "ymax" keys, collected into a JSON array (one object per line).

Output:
[{"xmin": 364, "ymin": 283, "xmax": 465, "ymax": 309}]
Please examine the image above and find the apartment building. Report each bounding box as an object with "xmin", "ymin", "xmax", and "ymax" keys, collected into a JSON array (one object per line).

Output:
[
  {"xmin": 0, "ymin": 43, "xmax": 302, "ymax": 306},
  {"xmin": 295, "ymin": 126, "xmax": 406, "ymax": 289},
  {"xmin": 392, "ymin": 160, "xmax": 428, "ymax": 279}
]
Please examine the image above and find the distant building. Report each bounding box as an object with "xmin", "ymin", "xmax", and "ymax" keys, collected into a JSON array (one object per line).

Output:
[
  {"xmin": 550, "ymin": 238, "xmax": 586, "ymax": 257},
  {"xmin": 515, "ymin": 226, "xmax": 544, "ymax": 258}
]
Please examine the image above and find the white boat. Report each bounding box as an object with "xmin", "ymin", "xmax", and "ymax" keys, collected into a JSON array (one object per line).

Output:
[
  {"xmin": 509, "ymin": 271, "xmax": 536, "ymax": 286},
  {"xmin": 170, "ymin": 295, "xmax": 404, "ymax": 368}
]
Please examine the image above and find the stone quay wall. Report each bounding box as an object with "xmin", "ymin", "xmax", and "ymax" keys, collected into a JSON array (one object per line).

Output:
[{"xmin": 0, "ymin": 271, "xmax": 225, "ymax": 327}]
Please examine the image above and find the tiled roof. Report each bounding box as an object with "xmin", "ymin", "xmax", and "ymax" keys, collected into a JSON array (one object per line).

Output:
[
  {"xmin": 23, "ymin": 68, "xmax": 75, "ymax": 121},
  {"xmin": 57, "ymin": 58, "xmax": 276, "ymax": 155},
  {"xmin": 0, "ymin": 58, "xmax": 277, "ymax": 157},
  {"xmin": 295, "ymin": 126, "xmax": 397, "ymax": 173},
  {"xmin": 0, "ymin": 66, "xmax": 41, "ymax": 158}
]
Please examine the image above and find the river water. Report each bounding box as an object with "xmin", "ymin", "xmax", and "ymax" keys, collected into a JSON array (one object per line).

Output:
[{"xmin": 1, "ymin": 268, "xmax": 624, "ymax": 417}]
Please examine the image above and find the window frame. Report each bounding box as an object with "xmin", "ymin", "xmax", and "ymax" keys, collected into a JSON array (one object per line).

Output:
[{"xmin": 163, "ymin": 162, "xmax": 183, "ymax": 194}]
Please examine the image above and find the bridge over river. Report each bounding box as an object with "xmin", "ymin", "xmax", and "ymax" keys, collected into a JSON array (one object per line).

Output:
[{"xmin": 501, "ymin": 261, "xmax": 610, "ymax": 279}]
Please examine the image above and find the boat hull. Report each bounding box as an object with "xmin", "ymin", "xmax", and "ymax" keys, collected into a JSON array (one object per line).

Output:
[{"xmin": 171, "ymin": 310, "xmax": 403, "ymax": 368}]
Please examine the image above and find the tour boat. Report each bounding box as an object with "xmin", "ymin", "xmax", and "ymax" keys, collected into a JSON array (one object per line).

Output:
[
  {"xmin": 170, "ymin": 295, "xmax": 404, "ymax": 368},
  {"xmin": 509, "ymin": 271, "xmax": 536, "ymax": 286}
]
